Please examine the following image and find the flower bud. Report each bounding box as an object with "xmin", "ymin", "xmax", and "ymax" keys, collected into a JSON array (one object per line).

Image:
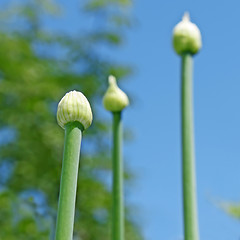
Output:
[
  {"xmin": 57, "ymin": 90, "xmax": 93, "ymax": 130},
  {"xmin": 103, "ymin": 75, "xmax": 129, "ymax": 112},
  {"xmin": 173, "ymin": 12, "xmax": 202, "ymax": 55}
]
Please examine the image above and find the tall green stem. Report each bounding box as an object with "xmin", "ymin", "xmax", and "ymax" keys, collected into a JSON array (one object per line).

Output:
[
  {"xmin": 112, "ymin": 112, "xmax": 124, "ymax": 240},
  {"xmin": 55, "ymin": 121, "xmax": 84, "ymax": 240},
  {"xmin": 181, "ymin": 53, "xmax": 199, "ymax": 240}
]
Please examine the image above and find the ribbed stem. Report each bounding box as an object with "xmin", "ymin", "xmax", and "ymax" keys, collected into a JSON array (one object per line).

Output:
[
  {"xmin": 55, "ymin": 121, "xmax": 84, "ymax": 240},
  {"xmin": 181, "ymin": 53, "xmax": 199, "ymax": 240},
  {"xmin": 112, "ymin": 112, "xmax": 124, "ymax": 240}
]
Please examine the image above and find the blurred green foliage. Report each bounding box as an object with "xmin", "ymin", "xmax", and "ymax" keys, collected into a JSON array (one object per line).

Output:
[
  {"xmin": 221, "ymin": 202, "xmax": 240, "ymax": 220},
  {"xmin": 218, "ymin": 200, "xmax": 240, "ymax": 221},
  {"xmin": 0, "ymin": 0, "xmax": 142, "ymax": 239}
]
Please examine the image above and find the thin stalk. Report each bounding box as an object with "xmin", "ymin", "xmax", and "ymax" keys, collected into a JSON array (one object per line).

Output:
[
  {"xmin": 112, "ymin": 111, "xmax": 124, "ymax": 240},
  {"xmin": 181, "ymin": 53, "xmax": 199, "ymax": 240},
  {"xmin": 55, "ymin": 121, "xmax": 84, "ymax": 240}
]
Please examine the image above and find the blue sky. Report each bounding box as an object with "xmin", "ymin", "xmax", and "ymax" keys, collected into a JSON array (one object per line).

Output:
[
  {"xmin": 5, "ymin": 0, "xmax": 240, "ymax": 239},
  {"xmin": 114, "ymin": 1, "xmax": 240, "ymax": 239}
]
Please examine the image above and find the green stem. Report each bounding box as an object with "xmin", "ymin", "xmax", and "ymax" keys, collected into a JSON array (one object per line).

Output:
[
  {"xmin": 55, "ymin": 121, "xmax": 84, "ymax": 240},
  {"xmin": 181, "ymin": 53, "xmax": 199, "ymax": 240},
  {"xmin": 112, "ymin": 112, "xmax": 124, "ymax": 240}
]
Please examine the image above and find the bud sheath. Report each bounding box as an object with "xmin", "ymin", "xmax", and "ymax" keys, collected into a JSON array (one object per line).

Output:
[
  {"xmin": 173, "ymin": 13, "xmax": 202, "ymax": 55},
  {"xmin": 57, "ymin": 90, "xmax": 93, "ymax": 130},
  {"xmin": 103, "ymin": 76, "xmax": 129, "ymax": 112}
]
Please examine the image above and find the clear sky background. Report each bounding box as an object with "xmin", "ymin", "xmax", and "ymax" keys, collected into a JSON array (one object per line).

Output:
[
  {"xmin": 113, "ymin": 1, "xmax": 240, "ymax": 239},
  {"xmin": 43, "ymin": 0, "xmax": 240, "ymax": 239}
]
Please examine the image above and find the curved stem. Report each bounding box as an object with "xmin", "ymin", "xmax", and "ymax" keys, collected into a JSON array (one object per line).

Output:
[
  {"xmin": 112, "ymin": 112, "xmax": 124, "ymax": 240},
  {"xmin": 181, "ymin": 53, "xmax": 199, "ymax": 240},
  {"xmin": 55, "ymin": 121, "xmax": 84, "ymax": 240}
]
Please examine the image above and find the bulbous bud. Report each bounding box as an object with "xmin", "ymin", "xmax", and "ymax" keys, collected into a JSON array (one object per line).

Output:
[
  {"xmin": 103, "ymin": 75, "xmax": 129, "ymax": 112},
  {"xmin": 173, "ymin": 12, "xmax": 202, "ymax": 55},
  {"xmin": 57, "ymin": 90, "xmax": 93, "ymax": 130}
]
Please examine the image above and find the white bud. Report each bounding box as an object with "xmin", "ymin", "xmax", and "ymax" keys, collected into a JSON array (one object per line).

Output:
[
  {"xmin": 57, "ymin": 90, "xmax": 93, "ymax": 130},
  {"xmin": 103, "ymin": 75, "xmax": 129, "ymax": 112},
  {"xmin": 173, "ymin": 12, "xmax": 202, "ymax": 55}
]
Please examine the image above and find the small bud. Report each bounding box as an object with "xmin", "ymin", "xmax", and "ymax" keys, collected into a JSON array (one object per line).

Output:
[
  {"xmin": 173, "ymin": 12, "xmax": 202, "ymax": 55},
  {"xmin": 57, "ymin": 90, "xmax": 93, "ymax": 130},
  {"xmin": 103, "ymin": 75, "xmax": 129, "ymax": 112}
]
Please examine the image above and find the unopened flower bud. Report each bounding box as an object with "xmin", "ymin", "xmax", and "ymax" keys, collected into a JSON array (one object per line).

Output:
[
  {"xmin": 173, "ymin": 12, "xmax": 202, "ymax": 55},
  {"xmin": 103, "ymin": 75, "xmax": 129, "ymax": 112},
  {"xmin": 57, "ymin": 90, "xmax": 93, "ymax": 130}
]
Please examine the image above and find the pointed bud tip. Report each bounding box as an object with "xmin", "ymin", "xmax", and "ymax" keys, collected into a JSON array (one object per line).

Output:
[
  {"xmin": 182, "ymin": 12, "xmax": 190, "ymax": 21},
  {"xmin": 108, "ymin": 75, "xmax": 117, "ymax": 85}
]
